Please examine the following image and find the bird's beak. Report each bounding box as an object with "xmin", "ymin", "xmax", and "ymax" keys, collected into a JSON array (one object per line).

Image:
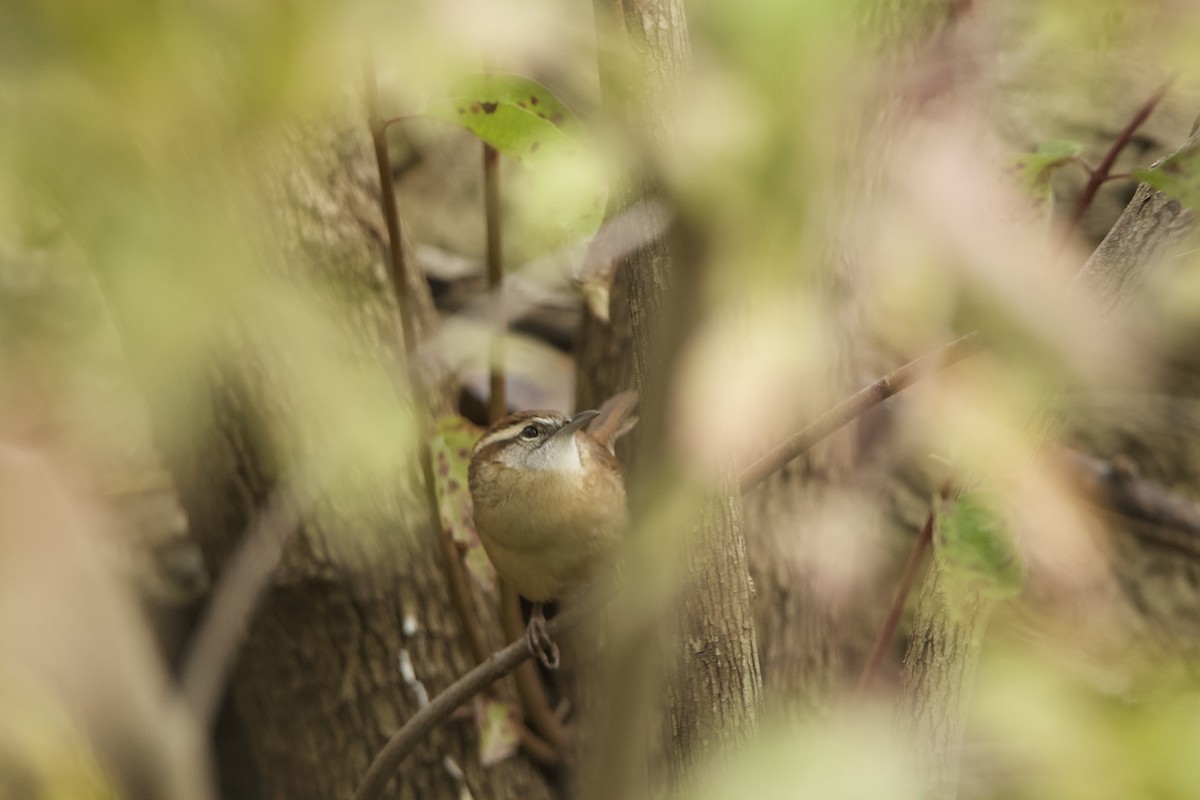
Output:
[{"xmin": 554, "ymin": 409, "xmax": 600, "ymax": 439}]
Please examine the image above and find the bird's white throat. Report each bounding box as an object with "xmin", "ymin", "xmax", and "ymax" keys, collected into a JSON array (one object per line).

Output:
[{"xmin": 501, "ymin": 433, "xmax": 583, "ymax": 473}]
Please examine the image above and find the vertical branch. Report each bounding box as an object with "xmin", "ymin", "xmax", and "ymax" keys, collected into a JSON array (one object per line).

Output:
[
  {"xmin": 484, "ymin": 142, "xmax": 507, "ymax": 420},
  {"xmin": 365, "ymin": 65, "xmax": 419, "ymax": 358},
  {"xmin": 500, "ymin": 583, "xmax": 572, "ymax": 750}
]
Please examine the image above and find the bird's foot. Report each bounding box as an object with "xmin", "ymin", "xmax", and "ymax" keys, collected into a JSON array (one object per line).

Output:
[{"xmin": 526, "ymin": 604, "xmax": 560, "ymax": 670}]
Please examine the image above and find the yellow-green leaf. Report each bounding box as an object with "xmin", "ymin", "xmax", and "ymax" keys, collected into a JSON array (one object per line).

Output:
[
  {"xmin": 430, "ymin": 415, "xmax": 495, "ymax": 592},
  {"xmin": 476, "ymin": 698, "xmax": 521, "ymax": 767}
]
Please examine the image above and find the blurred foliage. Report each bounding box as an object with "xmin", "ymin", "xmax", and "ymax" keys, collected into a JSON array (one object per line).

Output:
[
  {"xmin": 1010, "ymin": 139, "xmax": 1085, "ymax": 216},
  {"xmin": 0, "ymin": 682, "xmax": 119, "ymax": 800}
]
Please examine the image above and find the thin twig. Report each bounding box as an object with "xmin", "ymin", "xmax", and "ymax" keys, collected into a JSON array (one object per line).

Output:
[
  {"xmin": 853, "ymin": 508, "xmax": 935, "ymax": 700},
  {"xmin": 365, "ymin": 62, "xmax": 419, "ymax": 356},
  {"xmin": 181, "ymin": 490, "xmax": 305, "ymax": 730},
  {"xmin": 438, "ymin": 522, "xmax": 493, "ymax": 667},
  {"xmin": 439, "ymin": 533, "xmax": 560, "ymax": 763},
  {"xmin": 1066, "ymin": 78, "xmax": 1174, "ymax": 230},
  {"xmin": 739, "ymin": 333, "xmax": 982, "ymax": 493},
  {"xmin": 353, "ymin": 605, "xmax": 587, "ymax": 800}
]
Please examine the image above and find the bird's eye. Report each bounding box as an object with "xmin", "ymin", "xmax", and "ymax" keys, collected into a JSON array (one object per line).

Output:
[{"xmin": 520, "ymin": 425, "xmax": 539, "ymax": 440}]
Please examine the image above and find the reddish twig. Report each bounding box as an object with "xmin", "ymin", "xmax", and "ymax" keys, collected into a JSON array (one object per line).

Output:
[
  {"xmin": 1066, "ymin": 78, "xmax": 1174, "ymax": 230},
  {"xmin": 853, "ymin": 508, "xmax": 935, "ymax": 700}
]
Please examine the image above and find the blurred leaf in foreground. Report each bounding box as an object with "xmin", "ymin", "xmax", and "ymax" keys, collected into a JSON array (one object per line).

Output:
[{"xmin": 1010, "ymin": 139, "xmax": 1084, "ymax": 202}]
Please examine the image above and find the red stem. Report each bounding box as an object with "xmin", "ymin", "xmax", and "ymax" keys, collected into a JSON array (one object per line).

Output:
[
  {"xmin": 853, "ymin": 509, "xmax": 935, "ymax": 700},
  {"xmin": 1067, "ymin": 78, "xmax": 1173, "ymax": 229}
]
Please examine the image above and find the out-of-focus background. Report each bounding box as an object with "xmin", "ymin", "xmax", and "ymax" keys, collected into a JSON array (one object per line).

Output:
[{"xmin": 4, "ymin": 0, "xmax": 1200, "ymax": 798}]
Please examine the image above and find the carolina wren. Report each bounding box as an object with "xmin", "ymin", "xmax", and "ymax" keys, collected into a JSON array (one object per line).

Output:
[{"xmin": 468, "ymin": 392, "xmax": 635, "ymax": 667}]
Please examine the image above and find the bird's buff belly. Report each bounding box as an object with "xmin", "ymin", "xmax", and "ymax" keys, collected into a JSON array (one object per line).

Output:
[{"xmin": 479, "ymin": 523, "xmax": 621, "ymax": 602}]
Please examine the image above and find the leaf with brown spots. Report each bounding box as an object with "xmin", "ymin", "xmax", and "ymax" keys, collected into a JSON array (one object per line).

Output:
[
  {"xmin": 421, "ymin": 72, "xmax": 607, "ymax": 244},
  {"xmin": 430, "ymin": 415, "xmax": 495, "ymax": 592}
]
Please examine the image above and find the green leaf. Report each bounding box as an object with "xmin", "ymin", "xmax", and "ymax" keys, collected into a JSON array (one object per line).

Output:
[
  {"xmin": 1010, "ymin": 139, "xmax": 1084, "ymax": 197},
  {"xmin": 430, "ymin": 415, "xmax": 495, "ymax": 592},
  {"xmin": 423, "ymin": 73, "xmax": 584, "ymax": 162},
  {"xmin": 421, "ymin": 72, "xmax": 607, "ymax": 246},
  {"xmin": 1133, "ymin": 142, "xmax": 1200, "ymax": 210},
  {"xmin": 477, "ymin": 698, "xmax": 521, "ymax": 767},
  {"xmin": 934, "ymin": 492, "xmax": 1022, "ymax": 602}
]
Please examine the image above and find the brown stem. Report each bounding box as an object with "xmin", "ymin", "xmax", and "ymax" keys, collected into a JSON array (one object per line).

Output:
[
  {"xmin": 739, "ymin": 333, "xmax": 982, "ymax": 493},
  {"xmin": 484, "ymin": 142, "xmax": 507, "ymax": 420},
  {"xmin": 365, "ymin": 63, "xmax": 420, "ymax": 356},
  {"xmin": 1066, "ymin": 78, "xmax": 1173, "ymax": 230},
  {"xmin": 353, "ymin": 604, "xmax": 587, "ymax": 800},
  {"xmin": 853, "ymin": 508, "xmax": 935, "ymax": 700}
]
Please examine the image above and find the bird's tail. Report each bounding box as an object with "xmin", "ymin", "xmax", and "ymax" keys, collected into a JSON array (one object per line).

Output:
[{"xmin": 586, "ymin": 390, "xmax": 639, "ymax": 452}]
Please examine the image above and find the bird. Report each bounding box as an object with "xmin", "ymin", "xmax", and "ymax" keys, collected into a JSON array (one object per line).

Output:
[{"xmin": 468, "ymin": 391, "xmax": 636, "ymax": 668}]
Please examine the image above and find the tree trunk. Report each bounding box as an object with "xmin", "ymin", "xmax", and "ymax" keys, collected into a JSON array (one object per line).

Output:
[
  {"xmin": 582, "ymin": 0, "xmax": 763, "ymax": 789},
  {"xmin": 896, "ymin": 564, "xmax": 993, "ymax": 800}
]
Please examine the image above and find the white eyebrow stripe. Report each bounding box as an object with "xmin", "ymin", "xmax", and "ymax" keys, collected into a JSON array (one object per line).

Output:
[{"xmin": 472, "ymin": 417, "xmax": 560, "ymax": 453}]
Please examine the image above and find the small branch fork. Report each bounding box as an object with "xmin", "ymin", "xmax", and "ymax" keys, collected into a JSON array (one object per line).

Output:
[
  {"xmin": 1065, "ymin": 78, "xmax": 1174, "ymax": 230},
  {"xmin": 365, "ymin": 64, "xmax": 420, "ymax": 357}
]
